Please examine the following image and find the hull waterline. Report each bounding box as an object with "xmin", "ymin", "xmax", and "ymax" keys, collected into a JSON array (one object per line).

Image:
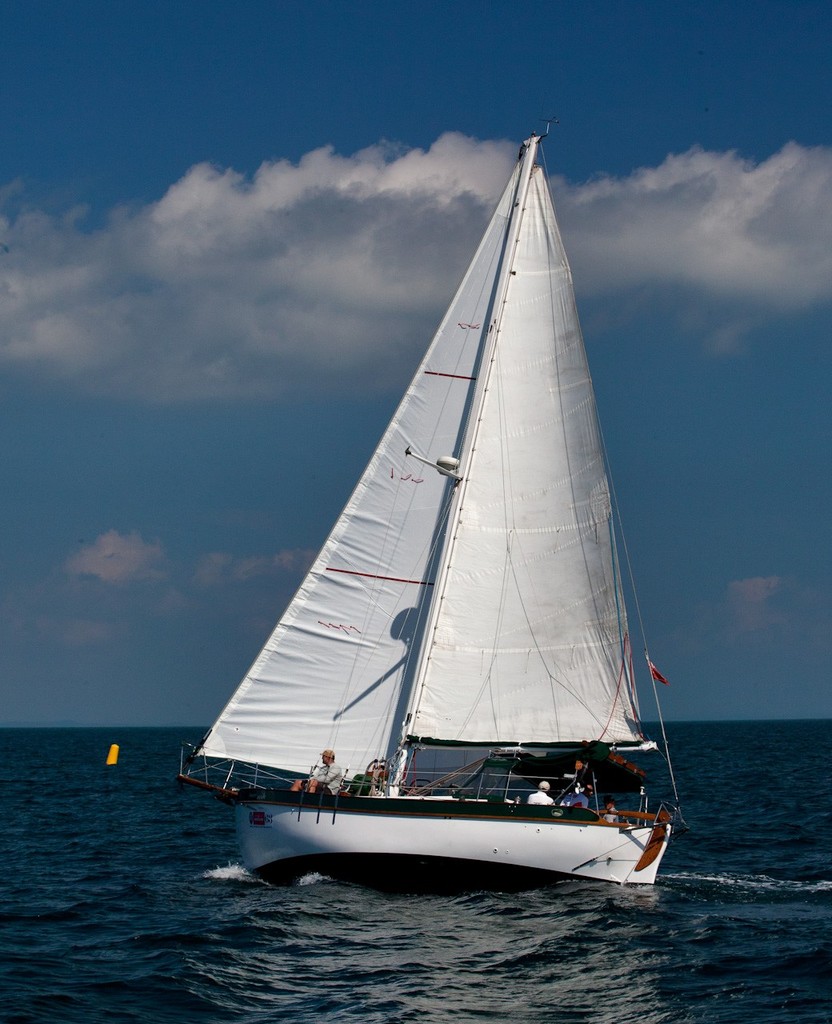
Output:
[{"xmin": 234, "ymin": 792, "xmax": 671, "ymax": 891}]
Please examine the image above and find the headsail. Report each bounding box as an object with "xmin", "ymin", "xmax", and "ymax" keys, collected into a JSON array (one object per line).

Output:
[
  {"xmin": 408, "ymin": 139, "xmax": 642, "ymax": 747},
  {"xmin": 198, "ymin": 134, "xmax": 642, "ymax": 778}
]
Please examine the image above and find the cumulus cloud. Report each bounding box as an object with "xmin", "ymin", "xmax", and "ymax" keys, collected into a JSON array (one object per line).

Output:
[
  {"xmin": 718, "ymin": 574, "xmax": 832, "ymax": 651},
  {"xmin": 4, "ymin": 534, "xmax": 312, "ymax": 653},
  {"xmin": 726, "ymin": 575, "xmax": 785, "ymax": 633},
  {"xmin": 1, "ymin": 135, "xmax": 831, "ymax": 401},
  {"xmin": 65, "ymin": 530, "xmax": 166, "ymax": 584},
  {"xmin": 193, "ymin": 548, "xmax": 315, "ymax": 587},
  {"xmin": 682, "ymin": 573, "xmax": 832, "ymax": 660},
  {"xmin": 559, "ymin": 143, "xmax": 832, "ymax": 309}
]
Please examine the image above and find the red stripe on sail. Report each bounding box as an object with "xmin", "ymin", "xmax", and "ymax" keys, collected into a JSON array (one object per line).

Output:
[
  {"xmin": 424, "ymin": 370, "xmax": 476, "ymax": 380},
  {"xmin": 326, "ymin": 567, "xmax": 433, "ymax": 586}
]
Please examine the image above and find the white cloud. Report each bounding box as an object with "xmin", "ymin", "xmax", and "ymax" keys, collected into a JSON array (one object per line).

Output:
[
  {"xmin": 559, "ymin": 142, "xmax": 832, "ymax": 308},
  {"xmin": 193, "ymin": 548, "xmax": 315, "ymax": 587},
  {"xmin": 680, "ymin": 573, "xmax": 832, "ymax": 660},
  {"xmin": 1, "ymin": 136, "xmax": 831, "ymax": 402},
  {"xmin": 717, "ymin": 574, "xmax": 832, "ymax": 650},
  {"xmin": 65, "ymin": 530, "xmax": 166, "ymax": 584},
  {"xmin": 726, "ymin": 575, "xmax": 785, "ymax": 633}
]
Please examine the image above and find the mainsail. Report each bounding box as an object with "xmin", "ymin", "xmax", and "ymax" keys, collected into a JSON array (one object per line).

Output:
[{"xmin": 198, "ymin": 135, "xmax": 642, "ymax": 778}]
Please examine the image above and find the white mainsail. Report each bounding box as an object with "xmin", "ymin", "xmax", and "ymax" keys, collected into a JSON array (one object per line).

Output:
[{"xmin": 199, "ymin": 135, "xmax": 642, "ymax": 777}]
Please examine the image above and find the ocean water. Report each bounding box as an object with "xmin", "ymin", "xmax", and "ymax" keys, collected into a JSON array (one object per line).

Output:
[{"xmin": 2, "ymin": 721, "xmax": 831, "ymax": 1024}]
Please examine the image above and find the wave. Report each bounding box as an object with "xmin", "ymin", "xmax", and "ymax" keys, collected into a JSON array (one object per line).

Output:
[
  {"xmin": 201, "ymin": 863, "xmax": 259, "ymax": 883},
  {"xmin": 667, "ymin": 871, "xmax": 832, "ymax": 894},
  {"xmin": 294, "ymin": 871, "xmax": 333, "ymax": 886}
]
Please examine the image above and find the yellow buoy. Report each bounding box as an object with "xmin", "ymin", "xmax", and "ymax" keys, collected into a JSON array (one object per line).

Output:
[{"xmin": 106, "ymin": 743, "xmax": 120, "ymax": 766}]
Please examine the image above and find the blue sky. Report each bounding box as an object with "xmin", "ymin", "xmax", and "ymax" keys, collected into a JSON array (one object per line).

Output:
[{"xmin": 1, "ymin": 0, "xmax": 830, "ymax": 725}]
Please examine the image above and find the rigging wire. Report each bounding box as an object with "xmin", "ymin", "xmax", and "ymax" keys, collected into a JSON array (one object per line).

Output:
[
  {"xmin": 538, "ymin": 133, "xmax": 683, "ymax": 814},
  {"xmin": 593, "ymin": 389, "xmax": 682, "ymax": 813}
]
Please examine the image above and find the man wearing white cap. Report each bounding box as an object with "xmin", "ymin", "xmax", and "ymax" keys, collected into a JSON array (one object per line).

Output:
[{"xmin": 527, "ymin": 780, "xmax": 554, "ymax": 805}]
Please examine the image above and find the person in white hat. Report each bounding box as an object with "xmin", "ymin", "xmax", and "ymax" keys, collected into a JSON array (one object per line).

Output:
[{"xmin": 527, "ymin": 780, "xmax": 555, "ymax": 805}]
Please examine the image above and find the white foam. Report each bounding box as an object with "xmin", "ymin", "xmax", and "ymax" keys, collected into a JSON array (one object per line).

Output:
[
  {"xmin": 202, "ymin": 862, "xmax": 258, "ymax": 883},
  {"xmin": 668, "ymin": 871, "xmax": 832, "ymax": 894},
  {"xmin": 294, "ymin": 871, "xmax": 331, "ymax": 886}
]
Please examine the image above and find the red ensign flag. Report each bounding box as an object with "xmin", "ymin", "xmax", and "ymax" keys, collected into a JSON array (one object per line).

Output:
[{"xmin": 649, "ymin": 661, "xmax": 670, "ymax": 685}]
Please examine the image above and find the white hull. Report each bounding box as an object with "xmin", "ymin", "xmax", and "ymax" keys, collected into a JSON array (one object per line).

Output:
[{"xmin": 234, "ymin": 794, "xmax": 671, "ymax": 890}]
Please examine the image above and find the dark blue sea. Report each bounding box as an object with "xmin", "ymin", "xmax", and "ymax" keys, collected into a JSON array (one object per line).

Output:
[{"xmin": 2, "ymin": 721, "xmax": 831, "ymax": 1023}]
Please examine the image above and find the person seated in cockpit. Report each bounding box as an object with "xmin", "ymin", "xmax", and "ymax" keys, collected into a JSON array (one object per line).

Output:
[
  {"xmin": 290, "ymin": 748, "xmax": 343, "ymax": 795},
  {"xmin": 527, "ymin": 781, "xmax": 555, "ymax": 805}
]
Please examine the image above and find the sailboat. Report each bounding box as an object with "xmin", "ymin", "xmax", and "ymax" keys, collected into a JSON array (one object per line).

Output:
[{"xmin": 179, "ymin": 131, "xmax": 680, "ymax": 890}]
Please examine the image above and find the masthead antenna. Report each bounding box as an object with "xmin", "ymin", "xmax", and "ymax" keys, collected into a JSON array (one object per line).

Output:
[{"xmin": 539, "ymin": 116, "xmax": 559, "ymax": 139}]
